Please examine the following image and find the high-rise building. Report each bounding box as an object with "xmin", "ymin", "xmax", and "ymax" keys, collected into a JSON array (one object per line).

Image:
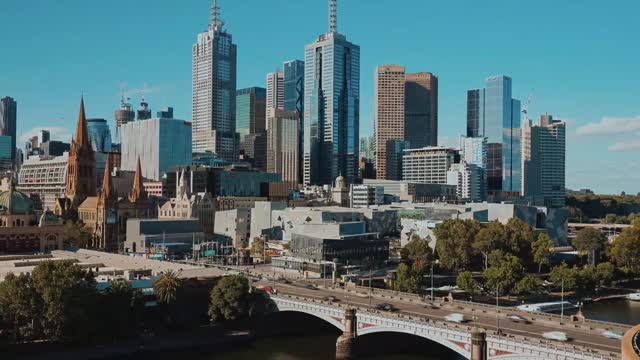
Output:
[
  {"xmin": 266, "ymin": 70, "xmax": 284, "ymax": 123},
  {"xmin": 0, "ymin": 97, "xmax": 17, "ymax": 166},
  {"xmin": 283, "ymin": 59, "xmax": 305, "ymax": 184},
  {"xmin": 385, "ymin": 139, "xmax": 409, "ymax": 181},
  {"xmin": 522, "ymin": 114, "xmax": 566, "ymax": 207},
  {"xmin": 156, "ymin": 107, "xmax": 174, "ymax": 119},
  {"xmin": 17, "ymin": 152, "xmax": 68, "ymax": 211},
  {"xmin": 136, "ymin": 99, "xmax": 152, "ymax": 120},
  {"xmin": 374, "ymin": 65, "xmax": 406, "ymax": 179},
  {"xmin": 460, "ymin": 136, "xmax": 488, "ymax": 167},
  {"xmin": 120, "ymin": 118, "xmax": 192, "ymax": 181},
  {"xmin": 192, "ymin": 0, "xmax": 237, "ymax": 161},
  {"xmin": 239, "ymin": 132, "xmax": 267, "ymax": 171},
  {"xmin": 359, "ymin": 136, "xmax": 375, "ymax": 162},
  {"xmin": 40, "ymin": 130, "xmax": 51, "ymax": 144},
  {"xmin": 0, "ymin": 136, "xmax": 12, "ymax": 171},
  {"xmin": 267, "ymin": 110, "xmax": 300, "ymax": 189},
  {"xmin": 114, "ymin": 97, "xmax": 135, "ymax": 140},
  {"xmin": 86, "ymin": 118, "xmax": 113, "ymax": 152},
  {"xmin": 466, "ymin": 75, "xmax": 521, "ymax": 194},
  {"xmin": 236, "ymin": 87, "xmax": 266, "ymax": 141},
  {"xmin": 303, "ymin": 0, "xmax": 360, "ymax": 185},
  {"xmin": 405, "ymin": 72, "xmax": 438, "ymax": 148},
  {"xmin": 284, "ymin": 60, "xmax": 305, "ymax": 115},
  {"xmin": 447, "ymin": 162, "xmax": 485, "ymax": 202},
  {"xmin": 402, "ymin": 147, "xmax": 456, "ymax": 185}
]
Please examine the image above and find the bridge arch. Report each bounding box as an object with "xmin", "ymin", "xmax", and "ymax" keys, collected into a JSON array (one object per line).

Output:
[
  {"xmin": 276, "ymin": 308, "xmax": 345, "ymax": 331},
  {"xmin": 357, "ymin": 326, "xmax": 469, "ymax": 358}
]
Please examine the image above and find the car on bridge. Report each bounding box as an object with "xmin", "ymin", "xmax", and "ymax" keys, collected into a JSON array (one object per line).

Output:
[
  {"xmin": 304, "ymin": 284, "xmax": 318, "ymax": 290},
  {"xmin": 376, "ymin": 303, "xmax": 395, "ymax": 311},
  {"xmin": 445, "ymin": 313, "xmax": 469, "ymax": 323},
  {"xmin": 602, "ymin": 330, "xmax": 624, "ymax": 340},
  {"xmin": 542, "ymin": 331, "xmax": 569, "ymax": 342},
  {"xmin": 506, "ymin": 314, "xmax": 530, "ymax": 323}
]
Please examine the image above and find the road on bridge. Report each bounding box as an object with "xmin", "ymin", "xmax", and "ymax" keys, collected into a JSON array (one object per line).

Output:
[{"xmin": 256, "ymin": 279, "xmax": 624, "ymax": 356}]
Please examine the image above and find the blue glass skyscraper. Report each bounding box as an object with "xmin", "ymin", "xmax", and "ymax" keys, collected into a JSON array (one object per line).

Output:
[
  {"xmin": 86, "ymin": 118, "xmax": 113, "ymax": 152},
  {"xmin": 284, "ymin": 60, "xmax": 304, "ymax": 115},
  {"xmin": 303, "ymin": 0, "xmax": 360, "ymax": 186},
  {"xmin": 466, "ymin": 75, "xmax": 521, "ymax": 194}
]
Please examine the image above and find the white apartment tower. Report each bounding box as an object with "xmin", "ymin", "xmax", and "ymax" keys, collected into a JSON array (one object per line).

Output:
[
  {"xmin": 192, "ymin": 0, "xmax": 237, "ymax": 161},
  {"xmin": 266, "ymin": 70, "xmax": 285, "ymax": 127}
]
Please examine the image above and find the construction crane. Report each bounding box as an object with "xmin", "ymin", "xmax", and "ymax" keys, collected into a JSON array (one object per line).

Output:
[{"xmin": 521, "ymin": 88, "xmax": 535, "ymax": 125}]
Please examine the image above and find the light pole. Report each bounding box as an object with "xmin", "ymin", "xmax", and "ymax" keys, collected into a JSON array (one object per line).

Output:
[
  {"xmin": 561, "ymin": 277, "xmax": 565, "ymax": 323},
  {"xmin": 495, "ymin": 283, "xmax": 500, "ymax": 334},
  {"xmin": 369, "ymin": 258, "xmax": 373, "ymax": 309},
  {"xmin": 430, "ymin": 262, "xmax": 434, "ymax": 302}
]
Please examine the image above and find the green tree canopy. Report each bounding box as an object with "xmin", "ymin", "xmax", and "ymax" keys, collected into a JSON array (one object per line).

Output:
[
  {"xmin": 63, "ymin": 220, "xmax": 92, "ymax": 248},
  {"xmin": 405, "ymin": 234, "xmax": 433, "ymax": 264},
  {"xmin": 531, "ymin": 233, "xmax": 554, "ymax": 273},
  {"xmin": 393, "ymin": 263, "xmax": 419, "ymax": 293},
  {"xmin": 472, "ymin": 221, "xmax": 506, "ymax": 270},
  {"xmin": 456, "ymin": 271, "xmax": 478, "ymax": 295},
  {"xmin": 504, "ymin": 218, "xmax": 535, "ymax": 263},
  {"xmin": 483, "ymin": 250, "xmax": 524, "ymax": 296},
  {"xmin": 0, "ymin": 272, "xmax": 43, "ymax": 342},
  {"xmin": 549, "ymin": 263, "xmax": 579, "ymax": 292},
  {"xmin": 513, "ymin": 275, "xmax": 544, "ymax": 296},
  {"xmin": 610, "ymin": 225, "xmax": 640, "ymax": 273},
  {"xmin": 208, "ymin": 276, "xmax": 271, "ymax": 326},
  {"xmin": 154, "ymin": 270, "xmax": 182, "ymax": 305},
  {"xmin": 573, "ymin": 228, "xmax": 608, "ymax": 254},
  {"xmin": 595, "ymin": 262, "xmax": 615, "ymax": 288},
  {"xmin": 434, "ymin": 219, "xmax": 481, "ymax": 271}
]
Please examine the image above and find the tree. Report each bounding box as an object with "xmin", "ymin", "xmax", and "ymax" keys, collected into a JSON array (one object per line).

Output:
[
  {"xmin": 30, "ymin": 261, "xmax": 98, "ymax": 342},
  {"xmin": 405, "ymin": 233, "xmax": 432, "ymax": 260},
  {"xmin": 604, "ymin": 213, "xmax": 618, "ymax": 224},
  {"xmin": 251, "ymin": 237, "xmax": 265, "ymax": 257},
  {"xmin": 154, "ymin": 270, "xmax": 182, "ymax": 305},
  {"xmin": 483, "ymin": 250, "xmax": 524, "ymax": 296},
  {"xmin": 0, "ymin": 273, "xmax": 43, "ymax": 342},
  {"xmin": 393, "ymin": 263, "xmax": 419, "ymax": 293},
  {"xmin": 208, "ymin": 276, "xmax": 254, "ymax": 325},
  {"xmin": 473, "ymin": 221, "xmax": 506, "ymax": 270},
  {"xmin": 513, "ymin": 275, "xmax": 544, "ymax": 296},
  {"xmin": 456, "ymin": 271, "xmax": 478, "ymax": 295},
  {"xmin": 573, "ymin": 228, "xmax": 607, "ymax": 256},
  {"xmin": 434, "ymin": 219, "xmax": 481, "ymax": 271},
  {"xmin": 504, "ymin": 218, "xmax": 535, "ymax": 264},
  {"xmin": 549, "ymin": 263, "xmax": 578, "ymax": 292},
  {"xmin": 101, "ymin": 279, "xmax": 144, "ymax": 341},
  {"xmin": 610, "ymin": 225, "xmax": 640, "ymax": 273},
  {"xmin": 63, "ymin": 220, "xmax": 92, "ymax": 248},
  {"xmin": 532, "ymin": 233, "xmax": 554, "ymax": 273},
  {"xmin": 595, "ymin": 262, "xmax": 615, "ymax": 288}
]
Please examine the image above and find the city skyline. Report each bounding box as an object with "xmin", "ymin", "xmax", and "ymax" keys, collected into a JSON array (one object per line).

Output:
[{"xmin": 1, "ymin": 0, "xmax": 639, "ymax": 193}]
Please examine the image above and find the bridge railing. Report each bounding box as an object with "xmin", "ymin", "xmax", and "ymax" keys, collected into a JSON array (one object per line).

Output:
[{"xmin": 272, "ymin": 294, "xmax": 618, "ymax": 359}]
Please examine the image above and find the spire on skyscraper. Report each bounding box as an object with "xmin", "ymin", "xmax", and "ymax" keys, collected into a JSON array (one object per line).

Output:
[
  {"xmin": 210, "ymin": 0, "xmax": 224, "ymax": 31},
  {"xmin": 329, "ymin": 0, "xmax": 337, "ymax": 34}
]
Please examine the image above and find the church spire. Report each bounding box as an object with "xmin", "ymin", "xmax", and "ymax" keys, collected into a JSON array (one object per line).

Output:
[
  {"xmin": 128, "ymin": 156, "xmax": 147, "ymax": 203},
  {"xmin": 74, "ymin": 96, "xmax": 91, "ymax": 149},
  {"xmin": 100, "ymin": 155, "xmax": 116, "ymax": 200}
]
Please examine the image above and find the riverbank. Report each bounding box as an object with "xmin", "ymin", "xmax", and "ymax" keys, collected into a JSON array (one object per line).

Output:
[{"xmin": 2, "ymin": 327, "xmax": 254, "ymax": 360}]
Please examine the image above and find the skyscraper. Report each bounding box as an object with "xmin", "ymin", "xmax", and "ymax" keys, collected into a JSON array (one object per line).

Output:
[
  {"xmin": 114, "ymin": 97, "xmax": 135, "ymax": 140},
  {"xmin": 0, "ymin": 96, "xmax": 17, "ymax": 166},
  {"xmin": 466, "ymin": 75, "xmax": 521, "ymax": 194},
  {"xmin": 266, "ymin": 70, "xmax": 284, "ymax": 122},
  {"xmin": 405, "ymin": 72, "xmax": 438, "ymax": 148},
  {"xmin": 192, "ymin": 0, "xmax": 237, "ymax": 161},
  {"xmin": 374, "ymin": 65, "xmax": 405, "ymax": 180},
  {"xmin": 137, "ymin": 98, "xmax": 152, "ymax": 120},
  {"xmin": 236, "ymin": 87, "xmax": 266, "ymax": 141},
  {"xmin": 283, "ymin": 59, "xmax": 305, "ymax": 184},
  {"xmin": 522, "ymin": 114, "xmax": 566, "ymax": 207},
  {"xmin": 86, "ymin": 118, "xmax": 113, "ymax": 152},
  {"xmin": 267, "ymin": 110, "xmax": 300, "ymax": 189},
  {"xmin": 303, "ymin": 0, "xmax": 360, "ymax": 185}
]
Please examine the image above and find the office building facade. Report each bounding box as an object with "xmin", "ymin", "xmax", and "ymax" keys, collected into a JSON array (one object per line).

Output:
[
  {"xmin": 86, "ymin": 118, "xmax": 113, "ymax": 152},
  {"xmin": 374, "ymin": 65, "xmax": 406, "ymax": 179},
  {"xmin": 466, "ymin": 75, "xmax": 521, "ymax": 194},
  {"xmin": 236, "ymin": 87, "xmax": 266, "ymax": 141},
  {"xmin": 266, "ymin": 70, "xmax": 284, "ymax": 121},
  {"xmin": 157, "ymin": 107, "xmax": 174, "ymax": 119},
  {"xmin": 303, "ymin": 2, "xmax": 360, "ymax": 185},
  {"xmin": 447, "ymin": 162, "xmax": 485, "ymax": 202},
  {"xmin": 349, "ymin": 184, "xmax": 384, "ymax": 208},
  {"xmin": 284, "ymin": 60, "xmax": 305, "ymax": 115},
  {"xmin": 0, "ymin": 97, "xmax": 17, "ymax": 166},
  {"xmin": 267, "ymin": 110, "xmax": 299, "ymax": 189},
  {"xmin": 402, "ymin": 147, "xmax": 456, "ymax": 185},
  {"xmin": 385, "ymin": 139, "xmax": 409, "ymax": 181},
  {"xmin": 522, "ymin": 114, "xmax": 566, "ymax": 207},
  {"xmin": 120, "ymin": 118, "xmax": 192, "ymax": 181},
  {"xmin": 192, "ymin": 3, "xmax": 237, "ymax": 160},
  {"xmin": 405, "ymin": 72, "xmax": 438, "ymax": 148},
  {"xmin": 17, "ymin": 153, "xmax": 68, "ymax": 211}
]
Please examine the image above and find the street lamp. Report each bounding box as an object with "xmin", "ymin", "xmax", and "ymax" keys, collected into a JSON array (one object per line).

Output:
[
  {"xmin": 496, "ymin": 283, "xmax": 500, "ymax": 334},
  {"xmin": 561, "ymin": 277, "xmax": 565, "ymax": 323}
]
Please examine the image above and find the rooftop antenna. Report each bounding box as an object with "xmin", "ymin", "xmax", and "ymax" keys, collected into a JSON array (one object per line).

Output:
[
  {"xmin": 210, "ymin": 0, "xmax": 224, "ymax": 31},
  {"xmin": 329, "ymin": 0, "xmax": 337, "ymax": 33}
]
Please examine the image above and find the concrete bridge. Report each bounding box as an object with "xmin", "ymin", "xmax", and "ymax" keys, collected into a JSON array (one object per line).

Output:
[{"xmin": 271, "ymin": 294, "xmax": 619, "ymax": 360}]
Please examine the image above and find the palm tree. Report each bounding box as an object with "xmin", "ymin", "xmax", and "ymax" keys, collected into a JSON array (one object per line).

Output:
[{"xmin": 153, "ymin": 270, "xmax": 181, "ymax": 304}]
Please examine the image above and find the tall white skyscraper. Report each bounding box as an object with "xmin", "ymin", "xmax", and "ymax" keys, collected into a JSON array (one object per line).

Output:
[
  {"xmin": 303, "ymin": 0, "xmax": 360, "ymax": 186},
  {"xmin": 266, "ymin": 70, "xmax": 284, "ymax": 126},
  {"xmin": 192, "ymin": 0, "xmax": 237, "ymax": 161}
]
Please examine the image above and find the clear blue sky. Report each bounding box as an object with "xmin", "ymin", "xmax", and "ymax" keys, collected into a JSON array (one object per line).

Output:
[{"xmin": 1, "ymin": 0, "xmax": 639, "ymax": 194}]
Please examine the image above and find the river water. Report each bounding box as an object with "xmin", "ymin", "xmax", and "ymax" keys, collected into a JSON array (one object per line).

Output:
[{"xmin": 582, "ymin": 299, "xmax": 640, "ymax": 325}]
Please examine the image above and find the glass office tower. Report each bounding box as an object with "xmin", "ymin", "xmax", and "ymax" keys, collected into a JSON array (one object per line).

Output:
[
  {"xmin": 303, "ymin": 3, "xmax": 360, "ymax": 186},
  {"xmin": 466, "ymin": 75, "xmax": 521, "ymax": 194},
  {"xmin": 235, "ymin": 87, "xmax": 266, "ymax": 141},
  {"xmin": 284, "ymin": 60, "xmax": 305, "ymax": 115},
  {"xmin": 86, "ymin": 118, "xmax": 113, "ymax": 152}
]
